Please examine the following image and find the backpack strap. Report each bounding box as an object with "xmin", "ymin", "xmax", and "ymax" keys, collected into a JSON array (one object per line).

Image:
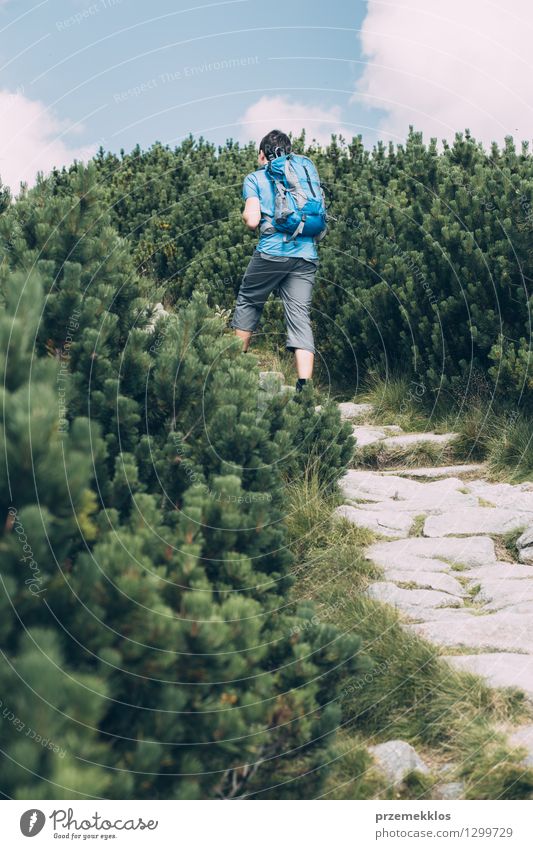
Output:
[
  {"xmin": 283, "ymin": 157, "xmax": 307, "ymax": 209},
  {"xmin": 285, "ymin": 213, "xmax": 307, "ymax": 242},
  {"xmin": 259, "ymin": 215, "xmax": 277, "ymax": 236}
]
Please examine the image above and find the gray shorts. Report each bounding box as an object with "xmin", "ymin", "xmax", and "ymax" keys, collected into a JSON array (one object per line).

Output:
[{"xmin": 231, "ymin": 250, "xmax": 317, "ymax": 353}]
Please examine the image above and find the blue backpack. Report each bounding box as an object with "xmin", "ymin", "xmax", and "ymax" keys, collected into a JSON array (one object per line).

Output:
[{"xmin": 260, "ymin": 153, "xmax": 328, "ymax": 242}]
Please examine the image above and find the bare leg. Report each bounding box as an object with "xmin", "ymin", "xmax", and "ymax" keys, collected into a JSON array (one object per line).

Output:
[
  {"xmin": 294, "ymin": 349, "xmax": 314, "ymax": 379},
  {"xmin": 234, "ymin": 329, "xmax": 252, "ymax": 352}
]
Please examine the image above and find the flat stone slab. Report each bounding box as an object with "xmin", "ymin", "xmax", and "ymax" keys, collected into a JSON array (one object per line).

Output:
[
  {"xmin": 445, "ymin": 654, "xmax": 533, "ymax": 701},
  {"xmin": 409, "ymin": 611, "xmax": 533, "ymax": 653},
  {"xmin": 424, "ymin": 508, "xmax": 533, "ymax": 538},
  {"xmin": 341, "ymin": 470, "xmax": 423, "ymax": 502},
  {"xmin": 368, "ymin": 536, "xmax": 496, "ymax": 569},
  {"xmin": 465, "ymin": 481, "xmax": 533, "ymax": 512},
  {"xmin": 366, "ymin": 581, "xmax": 457, "ymax": 610},
  {"xmin": 400, "ymin": 606, "xmax": 468, "ymax": 623},
  {"xmin": 340, "ymin": 472, "xmax": 477, "ymax": 511},
  {"xmin": 466, "ymin": 563, "xmax": 533, "ymax": 582},
  {"xmin": 338, "ymin": 401, "xmax": 374, "ymax": 420},
  {"xmin": 384, "ymin": 569, "xmax": 466, "ymax": 597},
  {"xmin": 472, "ymin": 580, "xmax": 533, "ymax": 610},
  {"xmin": 508, "ymin": 725, "xmax": 533, "ymax": 766},
  {"xmin": 386, "ymin": 489, "xmax": 477, "ymax": 514},
  {"xmin": 382, "ymin": 432, "xmax": 458, "ymax": 448},
  {"xmin": 334, "ymin": 505, "xmax": 411, "ymax": 537},
  {"xmin": 374, "ymin": 554, "xmax": 454, "ymax": 573},
  {"xmin": 384, "ymin": 464, "xmax": 485, "ymax": 479},
  {"xmin": 352, "ymin": 425, "xmax": 402, "ymax": 447},
  {"xmin": 497, "ymin": 602, "xmax": 533, "ymax": 616},
  {"xmin": 369, "ymin": 740, "xmax": 429, "ymax": 786}
]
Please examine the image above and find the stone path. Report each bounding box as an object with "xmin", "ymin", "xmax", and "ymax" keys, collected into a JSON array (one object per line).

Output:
[{"xmin": 334, "ymin": 402, "xmax": 533, "ymax": 777}]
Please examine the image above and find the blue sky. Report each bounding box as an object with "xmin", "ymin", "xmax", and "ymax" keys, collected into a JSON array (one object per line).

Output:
[{"xmin": 1, "ymin": 0, "xmax": 531, "ymax": 190}]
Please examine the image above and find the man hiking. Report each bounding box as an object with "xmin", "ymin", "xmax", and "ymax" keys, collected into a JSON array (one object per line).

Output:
[{"xmin": 231, "ymin": 129, "xmax": 327, "ymax": 392}]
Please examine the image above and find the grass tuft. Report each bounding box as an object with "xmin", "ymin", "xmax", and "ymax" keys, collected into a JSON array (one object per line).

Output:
[{"xmin": 359, "ymin": 370, "xmax": 429, "ymax": 432}]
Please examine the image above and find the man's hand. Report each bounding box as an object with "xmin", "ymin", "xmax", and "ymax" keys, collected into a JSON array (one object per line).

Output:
[{"xmin": 242, "ymin": 197, "xmax": 261, "ymax": 230}]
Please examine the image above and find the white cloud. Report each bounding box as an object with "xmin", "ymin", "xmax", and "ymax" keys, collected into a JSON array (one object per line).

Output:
[
  {"xmin": 237, "ymin": 95, "xmax": 354, "ymax": 147},
  {"xmin": 0, "ymin": 89, "xmax": 96, "ymax": 193},
  {"xmin": 354, "ymin": 0, "xmax": 533, "ymax": 148}
]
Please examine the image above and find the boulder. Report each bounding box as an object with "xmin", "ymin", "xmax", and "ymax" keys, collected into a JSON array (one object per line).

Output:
[
  {"xmin": 258, "ymin": 371, "xmax": 284, "ymax": 392},
  {"xmin": 369, "ymin": 740, "xmax": 429, "ymax": 786},
  {"xmin": 517, "ymin": 526, "xmax": 533, "ymax": 549},
  {"xmin": 519, "ymin": 548, "xmax": 533, "ymax": 564},
  {"xmin": 517, "ymin": 527, "xmax": 533, "ymax": 565},
  {"xmin": 144, "ymin": 302, "xmax": 171, "ymax": 332},
  {"xmin": 338, "ymin": 401, "xmax": 373, "ymax": 420},
  {"xmin": 434, "ymin": 781, "xmax": 464, "ymax": 800}
]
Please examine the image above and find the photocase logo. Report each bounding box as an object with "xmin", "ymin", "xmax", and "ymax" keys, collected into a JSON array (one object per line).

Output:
[{"xmin": 20, "ymin": 810, "xmax": 46, "ymax": 837}]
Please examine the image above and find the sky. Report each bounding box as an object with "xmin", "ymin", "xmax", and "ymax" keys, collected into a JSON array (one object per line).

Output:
[{"xmin": 0, "ymin": 0, "xmax": 532, "ymax": 191}]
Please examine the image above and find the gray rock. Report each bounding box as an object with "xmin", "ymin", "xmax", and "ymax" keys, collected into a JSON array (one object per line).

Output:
[
  {"xmin": 382, "ymin": 432, "xmax": 458, "ymax": 448},
  {"xmin": 338, "ymin": 401, "xmax": 373, "ymax": 420},
  {"xmin": 377, "ymin": 554, "xmax": 454, "ymax": 574},
  {"xmin": 472, "ymin": 579, "xmax": 533, "ymax": 610},
  {"xmin": 258, "ymin": 371, "xmax": 284, "ymax": 392},
  {"xmin": 145, "ymin": 302, "xmax": 171, "ymax": 332},
  {"xmin": 340, "ymin": 472, "xmax": 477, "ymax": 511},
  {"xmin": 466, "ymin": 563, "xmax": 533, "ymax": 582},
  {"xmin": 396, "ymin": 491, "xmax": 477, "ymax": 514},
  {"xmin": 445, "ymin": 654, "xmax": 533, "ymax": 701},
  {"xmin": 399, "ymin": 606, "xmax": 468, "ymax": 623},
  {"xmin": 369, "ymin": 740, "xmax": 430, "ymax": 786},
  {"xmin": 495, "ymin": 602, "xmax": 533, "ymax": 615},
  {"xmin": 517, "ymin": 526, "xmax": 533, "ymax": 549},
  {"xmin": 408, "ymin": 611, "xmax": 533, "ymax": 654},
  {"xmin": 352, "ymin": 425, "xmax": 391, "ymax": 447},
  {"xmin": 508, "ymin": 725, "xmax": 533, "ymax": 766},
  {"xmin": 366, "ymin": 582, "xmax": 457, "ymax": 610},
  {"xmin": 341, "ymin": 471, "xmax": 423, "ymax": 503},
  {"xmin": 519, "ymin": 548, "xmax": 533, "ymax": 564},
  {"xmin": 434, "ymin": 781, "xmax": 464, "ymax": 800},
  {"xmin": 384, "ymin": 464, "xmax": 485, "ymax": 479},
  {"xmin": 424, "ymin": 508, "xmax": 533, "ymax": 538},
  {"xmin": 334, "ymin": 505, "xmax": 412, "ymax": 538},
  {"xmin": 467, "ymin": 482, "xmax": 533, "ymax": 512},
  {"xmin": 368, "ymin": 536, "xmax": 496, "ymax": 569},
  {"xmin": 384, "ymin": 569, "xmax": 466, "ymax": 597}
]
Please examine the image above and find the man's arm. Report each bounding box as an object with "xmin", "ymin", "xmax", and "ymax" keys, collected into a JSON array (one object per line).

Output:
[{"xmin": 242, "ymin": 196, "xmax": 261, "ymax": 230}]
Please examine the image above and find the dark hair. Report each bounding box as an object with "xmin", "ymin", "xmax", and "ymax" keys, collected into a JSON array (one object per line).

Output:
[{"xmin": 259, "ymin": 129, "xmax": 291, "ymax": 161}]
